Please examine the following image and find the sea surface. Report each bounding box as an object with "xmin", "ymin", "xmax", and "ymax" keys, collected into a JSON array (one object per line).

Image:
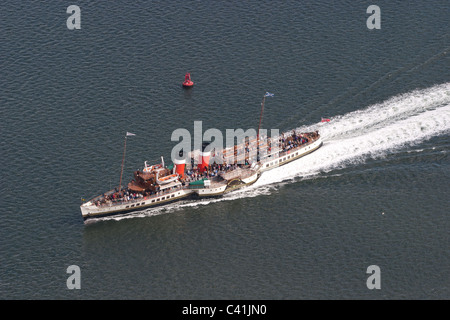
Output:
[{"xmin": 0, "ymin": 1, "xmax": 449, "ymax": 299}]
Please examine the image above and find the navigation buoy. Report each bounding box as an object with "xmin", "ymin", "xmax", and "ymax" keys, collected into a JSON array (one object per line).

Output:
[{"xmin": 182, "ymin": 72, "xmax": 194, "ymax": 88}]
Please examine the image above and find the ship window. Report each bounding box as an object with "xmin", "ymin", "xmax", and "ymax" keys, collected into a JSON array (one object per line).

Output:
[
  {"xmin": 283, "ymin": 157, "xmax": 286, "ymax": 161},
  {"xmin": 131, "ymin": 204, "xmax": 135, "ymax": 207},
  {"xmin": 126, "ymin": 206, "xmax": 129, "ymax": 208},
  {"xmin": 162, "ymin": 197, "xmax": 165, "ymax": 200},
  {"xmin": 157, "ymin": 198, "xmax": 160, "ymax": 202},
  {"xmin": 141, "ymin": 202, "xmax": 145, "ymax": 205},
  {"xmin": 296, "ymin": 152, "xmax": 298, "ymax": 156},
  {"xmin": 266, "ymin": 164, "xmax": 269, "ymax": 167},
  {"xmin": 152, "ymin": 199, "xmax": 155, "ymax": 203},
  {"xmin": 171, "ymin": 194, "xmax": 174, "ymax": 198}
]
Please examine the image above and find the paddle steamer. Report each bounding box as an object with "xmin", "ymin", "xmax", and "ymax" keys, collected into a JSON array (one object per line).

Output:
[{"xmin": 80, "ymin": 94, "xmax": 323, "ymax": 222}]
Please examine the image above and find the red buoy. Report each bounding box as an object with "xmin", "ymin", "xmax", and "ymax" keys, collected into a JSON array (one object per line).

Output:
[{"xmin": 182, "ymin": 72, "xmax": 194, "ymax": 88}]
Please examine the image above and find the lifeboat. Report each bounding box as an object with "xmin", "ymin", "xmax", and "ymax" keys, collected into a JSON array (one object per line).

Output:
[
  {"xmin": 321, "ymin": 118, "xmax": 331, "ymax": 123},
  {"xmin": 156, "ymin": 173, "xmax": 179, "ymax": 185},
  {"xmin": 182, "ymin": 73, "xmax": 194, "ymax": 88}
]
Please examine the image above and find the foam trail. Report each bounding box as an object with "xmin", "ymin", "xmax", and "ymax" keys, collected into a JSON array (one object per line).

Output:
[
  {"xmin": 301, "ymin": 83, "xmax": 450, "ymax": 140},
  {"xmin": 255, "ymin": 82, "xmax": 450, "ymax": 186},
  {"xmin": 256, "ymin": 105, "xmax": 449, "ymax": 186},
  {"xmin": 97, "ymin": 83, "xmax": 450, "ymax": 222}
]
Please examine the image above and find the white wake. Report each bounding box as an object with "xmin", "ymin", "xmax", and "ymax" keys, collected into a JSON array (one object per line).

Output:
[{"xmin": 256, "ymin": 82, "xmax": 450, "ymax": 185}]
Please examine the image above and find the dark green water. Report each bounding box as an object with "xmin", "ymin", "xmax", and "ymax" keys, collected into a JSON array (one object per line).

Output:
[{"xmin": 0, "ymin": 1, "xmax": 449, "ymax": 299}]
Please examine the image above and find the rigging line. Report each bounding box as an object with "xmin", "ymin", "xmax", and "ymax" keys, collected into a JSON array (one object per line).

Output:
[
  {"xmin": 274, "ymin": 45, "xmax": 450, "ymax": 131},
  {"xmin": 356, "ymin": 46, "xmax": 448, "ymax": 93},
  {"xmin": 334, "ymin": 46, "xmax": 450, "ymax": 112},
  {"xmin": 329, "ymin": 45, "xmax": 449, "ymax": 110}
]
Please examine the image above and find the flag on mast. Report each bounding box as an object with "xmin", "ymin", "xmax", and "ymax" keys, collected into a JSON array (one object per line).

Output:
[
  {"xmin": 126, "ymin": 132, "xmax": 136, "ymax": 136},
  {"xmin": 264, "ymin": 92, "xmax": 274, "ymax": 97}
]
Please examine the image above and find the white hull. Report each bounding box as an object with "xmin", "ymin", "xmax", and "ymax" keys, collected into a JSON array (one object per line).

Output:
[
  {"xmin": 81, "ymin": 188, "xmax": 192, "ymax": 220},
  {"xmin": 258, "ymin": 137, "xmax": 322, "ymax": 173},
  {"xmin": 195, "ymin": 185, "xmax": 228, "ymax": 197},
  {"xmin": 195, "ymin": 171, "xmax": 259, "ymax": 197}
]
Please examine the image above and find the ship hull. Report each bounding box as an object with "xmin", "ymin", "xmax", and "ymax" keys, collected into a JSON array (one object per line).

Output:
[
  {"xmin": 223, "ymin": 172, "xmax": 259, "ymax": 194},
  {"xmin": 81, "ymin": 189, "xmax": 193, "ymax": 221},
  {"xmin": 195, "ymin": 171, "xmax": 259, "ymax": 197},
  {"xmin": 258, "ymin": 137, "xmax": 322, "ymax": 173}
]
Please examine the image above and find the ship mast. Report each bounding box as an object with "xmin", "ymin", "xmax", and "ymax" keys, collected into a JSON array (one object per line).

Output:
[
  {"xmin": 257, "ymin": 95, "xmax": 265, "ymax": 142},
  {"xmin": 257, "ymin": 92, "xmax": 273, "ymax": 162},
  {"xmin": 119, "ymin": 132, "xmax": 135, "ymax": 191}
]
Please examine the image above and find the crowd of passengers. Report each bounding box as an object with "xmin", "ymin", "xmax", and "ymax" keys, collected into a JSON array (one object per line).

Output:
[
  {"xmin": 95, "ymin": 188, "xmax": 146, "ymax": 206},
  {"xmin": 278, "ymin": 130, "xmax": 318, "ymax": 153}
]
